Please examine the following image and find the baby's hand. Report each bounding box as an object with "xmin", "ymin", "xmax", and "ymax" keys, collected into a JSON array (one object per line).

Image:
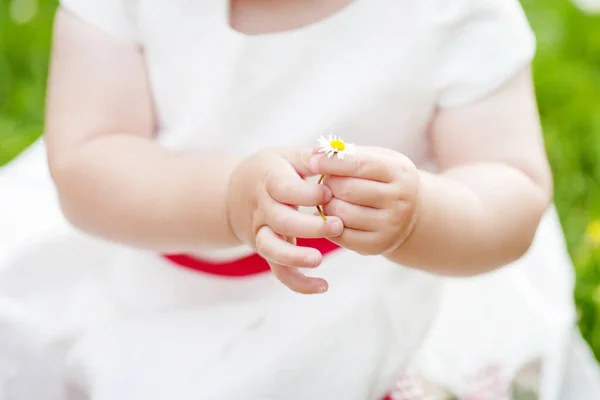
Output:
[
  {"xmin": 310, "ymin": 147, "xmax": 421, "ymax": 256},
  {"xmin": 227, "ymin": 148, "xmax": 344, "ymax": 294}
]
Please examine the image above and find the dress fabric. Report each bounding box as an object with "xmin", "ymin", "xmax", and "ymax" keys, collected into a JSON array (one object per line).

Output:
[{"xmin": 1, "ymin": 0, "xmax": 597, "ymax": 399}]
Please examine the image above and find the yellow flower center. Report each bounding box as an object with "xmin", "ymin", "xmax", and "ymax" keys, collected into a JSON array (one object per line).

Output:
[{"xmin": 330, "ymin": 139, "xmax": 346, "ymax": 152}]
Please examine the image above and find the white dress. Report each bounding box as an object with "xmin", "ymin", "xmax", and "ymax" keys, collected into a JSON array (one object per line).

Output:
[{"xmin": 1, "ymin": 0, "xmax": 598, "ymax": 399}]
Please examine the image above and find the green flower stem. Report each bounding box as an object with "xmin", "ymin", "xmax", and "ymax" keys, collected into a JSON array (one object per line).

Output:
[{"xmin": 316, "ymin": 174, "xmax": 327, "ymax": 221}]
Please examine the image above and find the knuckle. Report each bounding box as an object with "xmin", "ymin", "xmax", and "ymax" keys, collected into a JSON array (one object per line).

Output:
[
  {"xmin": 271, "ymin": 212, "xmax": 293, "ymax": 233},
  {"xmin": 254, "ymin": 229, "xmax": 267, "ymax": 253},
  {"xmin": 377, "ymin": 209, "xmax": 393, "ymax": 226},
  {"xmin": 290, "ymin": 252, "xmax": 308, "ymax": 267},
  {"xmin": 323, "ymin": 176, "xmax": 337, "ymax": 189},
  {"xmin": 399, "ymin": 169, "xmax": 418, "ymax": 188},
  {"xmin": 390, "ymin": 157, "xmax": 416, "ymax": 180},
  {"xmin": 259, "ymin": 239, "xmax": 285, "ymax": 263},
  {"xmin": 271, "ymin": 248, "xmax": 288, "ymax": 264},
  {"xmin": 275, "ymin": 182, "xmax": 292, "ymax": 199},
  {"xmin": 387, "ymin": 182, "xmax": 404, "ymax": 199},
  {"xmin": 353, "ymin": 158, "xmax": 367, "ymax": 175},
  {"xmin": 326, "ymin": 200, "xmax": 338, "ymax": 214},
  {"xmin": 372, "ymin": 239, "xmax": 392, "ymax": 255},
  {"xmin": 325, "ymin": 199, "xmax": 343, "ymax": 216},
  {"xmin": 388, "ymin": 212, "xmax": 409, "ymax": 237},
  {"xmin": 267, "ymin": 177, "xmax": 288, "ymax": 197},
  {"xmin": 393, "ymin": 200, "xmax": 413, "ymax": 223},
  {"xmin": 253, "ymin": 212, "xmax": 267, "ymax": 235},
  {"xmin": 263, "ymin": 171, "xmax": 276, "ymax": 190},
  {"xmin": 247, "ymin": 182, "xmax": 263, "ymax": 209},
  {"xmin": 300, "ymin": 148, "xmax": 313, "ymax": 166},
  {"xmin": 389, "ymin": 216, "xmax": 405, "ymax": 234},
  {"xmin": 394, "ymin": 154, "xmax": 415, "ymax": 170},
  {"xmin": 364, "ymin": 235, "xmax": 393, "ymax": 256},
  {"xmin": 338, "ymin": 181, "xmax": 355, "ymax": 201},
  {"xmin": 384, "ymin": 185, "xmax": 410, "ymax": 208},
  {"xmin": 256, "ymin": 185, "xmax": 271, "ymax": 205}
]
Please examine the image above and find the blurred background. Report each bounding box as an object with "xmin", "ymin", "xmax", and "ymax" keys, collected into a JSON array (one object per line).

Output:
[{"xmin": 2, "ymin": 0, "xmax": 600, "ymax": 359}]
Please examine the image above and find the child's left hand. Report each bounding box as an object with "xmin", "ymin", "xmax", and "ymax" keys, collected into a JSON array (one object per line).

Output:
[{"xmin": 309, "ymin": 147, "xmax": 421, "ymax": 256}]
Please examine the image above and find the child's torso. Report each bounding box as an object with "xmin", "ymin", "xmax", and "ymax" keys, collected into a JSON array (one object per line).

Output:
[
  {"xmin": 109, "ymin": 0, "xmax": 445, "ymax": 307},
  {"xmin": 133, "ymin": 0, "xmax": 440, "ymax": 171}
]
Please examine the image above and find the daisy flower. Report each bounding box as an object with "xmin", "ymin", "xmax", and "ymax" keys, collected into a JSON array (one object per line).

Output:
[
  {"xmin": 315, "ymin": 134, "xmax": 355, "ymax": 221},
  {"xmin": 317, "ymin": 134, "xmax": 355, "ymax": 160}
]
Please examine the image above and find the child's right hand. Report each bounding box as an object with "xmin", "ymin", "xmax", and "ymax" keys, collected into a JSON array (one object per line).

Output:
[{"xmin": 227, "ymin": 148, "xmax": 344, "ymax": 294}]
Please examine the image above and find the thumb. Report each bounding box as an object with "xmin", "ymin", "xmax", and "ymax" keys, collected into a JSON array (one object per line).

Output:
[{"xmin": 275, "ymin": 147, "xmax": 319, "ymax": 178}]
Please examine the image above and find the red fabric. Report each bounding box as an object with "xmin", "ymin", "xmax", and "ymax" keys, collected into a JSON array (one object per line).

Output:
[{"xmin": 163, "ymin": 238, "xmax": 340, "ymax": 277}]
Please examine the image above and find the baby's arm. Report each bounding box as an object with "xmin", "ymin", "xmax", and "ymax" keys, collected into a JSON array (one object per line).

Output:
[
  {"xmin": 45, "ymin": 10, "xmax": 241, "ymax": 253},
  {"xmin": 46, "ymin": 10, "xmax": 340, "ymax": 294},
  {"xmin": 314, "ymin": 67, "xmax": 550, "ymax": 276},
  {"xmin": 387, "ymin": 66, "xmax": 552, "ymax": 275}
]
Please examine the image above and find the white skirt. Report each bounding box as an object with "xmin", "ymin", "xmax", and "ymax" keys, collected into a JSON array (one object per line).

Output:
[{"xmin": 1, "ymin": 141, "xmax": 598, "ymax": 400}]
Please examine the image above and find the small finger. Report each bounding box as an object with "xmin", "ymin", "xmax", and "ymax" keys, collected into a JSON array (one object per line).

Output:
[
  {"xmin": 324, "ymin": 176, "xmax": 390, "ymax": 208},
  {"xmin": 255, "ymin": 226, "xmax": 323, "ymax": 268},
  {"xmin": 265, "ymin": 198, "xmax": 344, "ymax": 238},
  {"xmin": 323, "ymin": 198, "xmax": 387, "ymax": 231},
  {"xmin": 265, "ymin": 172, "xmax": 332, "ymax": 207},
  {"xmin": 309, "ymin": 151, "xmax": 395, "ymax": 182},
  {"xmin": 270, "ymin": 263, "xmax": 329, "ymax": 295},
  {"xmin": 275, "ymin": 147, "xmax": 320, "ymax": 178},
  {"xmin": 327, "ymin": 228, "xmax": 389, "ymax": 256}
]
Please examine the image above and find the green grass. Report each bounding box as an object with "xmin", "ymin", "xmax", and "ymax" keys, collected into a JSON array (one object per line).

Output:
[
  {"xmin": 3, "ymin": 0, "xmax": 600, "ymax": 358},
  {"xmin": 0, "ymin": 0, "xmax": 56, "ymax": 164},
  {"xmin": 524, "ymin": 0, "xmax": 600, "ymax": 357}
]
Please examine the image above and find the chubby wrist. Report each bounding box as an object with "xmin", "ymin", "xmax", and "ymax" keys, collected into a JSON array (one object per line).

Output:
[
  {"xmin": 172, "ymin": 153, "xmax": 244, "ymax": 250},
  {"xmin": 383, "ymin": 169, "xmax": 425, "ymax": 259}
]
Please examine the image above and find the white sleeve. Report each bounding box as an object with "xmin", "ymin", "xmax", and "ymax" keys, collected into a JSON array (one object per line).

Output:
[
  {"xmin": 59, "ymin": 0, "xmax": 138, "ymax": 43},
  {"xmin": 433, "ymin": 0, "xmax": 536, "ymax": 108}
]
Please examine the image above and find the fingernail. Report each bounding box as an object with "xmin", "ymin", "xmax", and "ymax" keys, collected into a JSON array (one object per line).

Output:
[
  {"xmin": 309, "ymin": 155, "xmax": 320, "ymax": 173},
  {"xmin": 306, "ymin": 253, "xmax": 320, "ymax": 266},
  {"xmin": 318, "ymin": 285, "xmax": 328, "ymax": 293},
  {"xmin": 323, "ymin": 187, "xmax": 333, "ymax": 202},
  {"xmin": 330, "ymin": 219, "xmax": 343, "ymax": 234}
]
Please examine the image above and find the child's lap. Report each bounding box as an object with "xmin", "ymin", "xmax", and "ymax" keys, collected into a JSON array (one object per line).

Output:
[
  {"xmin": 0, "ymin": 143, "xmax": 578, "ymax": 399},
  {"xmin": 65, "ymin": 287, "xmax": 420, "ymax": 399},
  {"xmin": 0, "ymin": 167, "xmax": 439, "ymax": 398},
  {"xmin": 2, "ymin": 255, "xmax": 437, "ymax": 399},
  {"xmin": 75, "ymin": 257, "xmax": 438, "ymax": 397},
  {"xmin": 407, "ymin": 207, "xmax": 577, "ymax": 397}
]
